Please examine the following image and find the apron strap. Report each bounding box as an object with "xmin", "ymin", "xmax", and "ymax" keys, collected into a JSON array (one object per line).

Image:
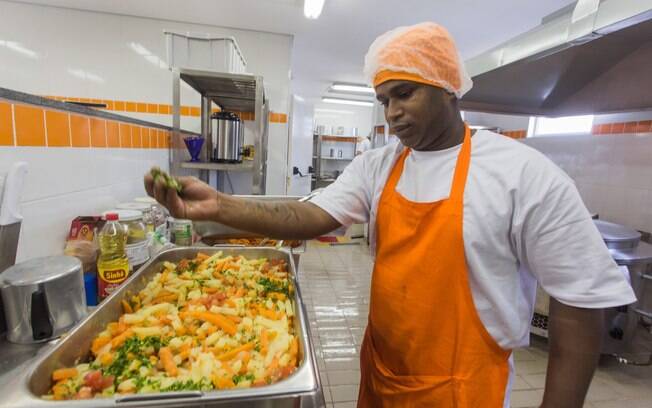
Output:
[{"xmin": 449, "ymin": 124, "xmax": 472, "ymax": 202}]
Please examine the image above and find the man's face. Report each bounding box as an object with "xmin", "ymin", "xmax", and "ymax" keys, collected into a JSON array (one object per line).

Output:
[{"xmin": 375, "ymin": 80, "xmax": 457, "ymax": 150}]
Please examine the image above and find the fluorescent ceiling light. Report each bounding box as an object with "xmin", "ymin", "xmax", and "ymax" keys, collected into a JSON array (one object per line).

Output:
[
  {"xmin": 331, "ymin": 83, "xmax": 374, "ymax": 94},
  {"xmin": 322, "ymin": 97, "xmax": 373, "ymax": 107},
  {"xmin": 315, "ymin": 108, "xmax": 355, "ymax": 114},
  {"xmin": 304, "ymin": 0, "xmax": 325, "ymax": 19}
]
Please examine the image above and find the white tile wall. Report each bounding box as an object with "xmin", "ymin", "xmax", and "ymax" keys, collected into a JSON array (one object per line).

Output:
[
  {"xmin": 523, "ymin": 133, "xmax": 652, "ymax": 233},
  {"xmin": 0, "ymin": 147, "xmax": 168, "ymax": 262}
]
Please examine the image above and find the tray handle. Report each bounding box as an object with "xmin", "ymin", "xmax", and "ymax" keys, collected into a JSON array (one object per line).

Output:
[{"xmin": 116, "ymin": 391, "xmax": 203, "ymax": 404}]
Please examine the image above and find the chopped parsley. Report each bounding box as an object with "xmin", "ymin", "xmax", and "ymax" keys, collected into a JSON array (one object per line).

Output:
[
  {"xmin": 160, "ymin": 378, "xmax": 213, "ymax": 392},
  {"xmin": 104, "ymin": 336, "xmax": 168, "ymax": 380},
  {"xmin": 232, "ymin": 373, "xmax": 255, "ymax": 385},
  {"xmin": 257, "ymin": 278, "xmax": 289, "ymax": 296}
]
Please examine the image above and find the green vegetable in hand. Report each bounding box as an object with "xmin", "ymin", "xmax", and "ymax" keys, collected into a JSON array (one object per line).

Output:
[{"xmin": 150, "ymin": 167, "xmax": 182, "ymax": 193}]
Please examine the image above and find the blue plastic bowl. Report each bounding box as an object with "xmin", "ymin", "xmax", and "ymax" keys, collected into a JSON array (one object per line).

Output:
[{"xmin": 184, "ymin": 137, "xmax": 204, "ymax": 162}]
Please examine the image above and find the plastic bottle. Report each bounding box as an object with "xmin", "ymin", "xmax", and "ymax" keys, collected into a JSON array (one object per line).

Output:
[{"xmin": 97, "ymin": 213, "xmax": 130, "ymax": 301}]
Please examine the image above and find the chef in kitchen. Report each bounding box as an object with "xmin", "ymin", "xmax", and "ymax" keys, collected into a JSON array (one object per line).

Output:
[{"xmin": 146, "ymin": 22, "xmax": 636, "ymax": 408}]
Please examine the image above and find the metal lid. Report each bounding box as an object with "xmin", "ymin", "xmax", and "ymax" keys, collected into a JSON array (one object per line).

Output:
[
  {"xmin": 116, "ymin": 202, "xmax": 151, "ymax": 212},
  {"xmin": 1, "ymin": 256, "xmax": 82, "ymax": 286},
  {"xmin": 102, "ymin": 209, "xmax": 143, "ymax": 222},
  {"xmin": 609, "ymin": 241, "xmax": 652, "ymax": 266},
  {"xmin": 593, "ymin": 220, "xmax": 641, "ymax": 249}
]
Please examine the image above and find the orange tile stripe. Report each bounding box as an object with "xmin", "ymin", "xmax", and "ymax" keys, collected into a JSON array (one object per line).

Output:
[
  {"xmin": 41, "ymin": 96, "xmax": 288, "ymax": 123},
  {"xmin": 0, "ymin": 100, "xmax": 171, "ymax": 149},
  {"xmin": 501, "ymin": 129, "xmax": 527, "ymax": 139},
  {"xmin": 501, "ymin": 120, "xmax": 652, "ymax": 139}
]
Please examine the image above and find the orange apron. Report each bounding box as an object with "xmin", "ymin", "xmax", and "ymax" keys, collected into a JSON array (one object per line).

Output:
[{"xmin": 358, "ymin": 125, "xmax": 511, "ymax": 408}]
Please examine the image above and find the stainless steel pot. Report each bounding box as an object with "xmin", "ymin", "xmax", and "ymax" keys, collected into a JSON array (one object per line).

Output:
[
  {"xmin": 211, "ymin": 111, "xmax": 243, "ymax": 163},
  {"xmin": 0, "ymin": 256, "xmax": 86, "ymax": 344}
]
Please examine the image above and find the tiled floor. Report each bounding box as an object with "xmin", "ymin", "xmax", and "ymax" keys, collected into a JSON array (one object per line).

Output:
[{"xmin": 298, "ymin": 242, "xmax": 652, "ymax": 408}]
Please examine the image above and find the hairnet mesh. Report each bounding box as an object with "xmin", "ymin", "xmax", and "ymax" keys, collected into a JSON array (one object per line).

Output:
[{"xmin": 363, "ymin": 22, "xmax": 473, "ymax": 98}]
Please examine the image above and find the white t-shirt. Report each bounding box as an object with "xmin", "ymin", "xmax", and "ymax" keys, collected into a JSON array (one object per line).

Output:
[{"xmin": 311, "ymin": 130, "xmax": 636, "ymax": 405}]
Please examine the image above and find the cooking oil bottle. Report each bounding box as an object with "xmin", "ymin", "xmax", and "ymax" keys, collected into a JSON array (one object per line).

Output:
[{"xmin": 97, "ymin": 213, "xmax": 130, "ymax": 301}]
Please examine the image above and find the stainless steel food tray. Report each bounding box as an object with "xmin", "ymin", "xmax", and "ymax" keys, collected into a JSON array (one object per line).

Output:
[
  {"xmin": 194, "ymin": 193, "xmax": 322, "ymax": 256},
  {"xmin": 3, "ymin": 247, "xmax": 321, "ymax": 407}
]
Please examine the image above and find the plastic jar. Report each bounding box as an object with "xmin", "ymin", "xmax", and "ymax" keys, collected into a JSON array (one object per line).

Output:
[
  {"xmin": 135, "ymin": 197, "xmax": 168, "ymax": 235},
  {"xmin": 170, "ymin": 218, "xmax": 193, "ymax": 246},
  {"xmin": 102, "ymin": 210, "xmax": 150, "ymax": 270},
  {"xmin": 117, "ymin": 202, "xmax": 155, "ymax": 232}
]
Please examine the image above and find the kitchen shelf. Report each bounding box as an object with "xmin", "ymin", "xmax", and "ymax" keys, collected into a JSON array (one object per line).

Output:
[
  {"xmin": 180, "ymin": 161, "xmax": 254, "ymax": 172},
  {"xmin": 179, "ymin": 68, "xmax": 260, "ymax": 112},
  {"xmin": 320, "ymin": 136, "xmax": 358, "ymax": 143},
  {"xmin": 320, "ymin": 156, "xmax": 354, "ymax": 161}
]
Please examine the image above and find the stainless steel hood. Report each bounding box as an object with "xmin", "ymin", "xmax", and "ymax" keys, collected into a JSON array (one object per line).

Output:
[{"xmin": 461, "ymin": 0, "xmax": 652, "ymax": 117}]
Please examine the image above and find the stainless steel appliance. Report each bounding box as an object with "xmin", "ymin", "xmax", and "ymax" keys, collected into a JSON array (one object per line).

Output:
[
  {"xmin": 531, "ymin": 220, "xmax": 652, "ymax": 364},
  {"xmin": 211, "ymin": 111, "xmax": 243, "ymax": 163},
  {"xmin": 0, "ymin": 247, "xmax": 322, "ymax": 407},
  {"xmin": 0, "ymin": 162, "xmax": 28, "ymax": 336},
  {"xmin": 463, "ymin": 0, "xmax": 652, "ymax": 116},
  {"xmin": 0, "ymin": 256, "xmax": 86, "ymax": 344}
]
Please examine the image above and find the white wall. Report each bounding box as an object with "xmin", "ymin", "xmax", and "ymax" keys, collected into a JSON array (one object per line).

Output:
[
  {"xmin": 0, "ymin": 0, "xmax": 293, "ymax": 195},
  {"xmin": 288, "ymin": 96, "xmax": 314, "ymax": 196},
  {"xmin": 0, "ymin": 0, "xmax": 294, "ymax": 262},
  {"xmin": 313, "ymin": 103, "xmax": 373, "ymax": 137},
  {"xmin": 0, "ymin": 1, "xmax": 292, "ymax": 118},
  {"xmin": 0, "ymin": 145, "xmax": 167, "ymax": 262}
]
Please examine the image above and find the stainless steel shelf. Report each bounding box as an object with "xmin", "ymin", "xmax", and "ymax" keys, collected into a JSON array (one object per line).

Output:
[
  {"xmin": 179, "ymin": 68, "xmax": 260, "ymax": 112},
  {"xmin": 180, "ymin": 161, "xmax": 254, "ymax": 172},
  {"xmin": 320, "ymin": 157, "xmax": 354, "ymax": 161}
]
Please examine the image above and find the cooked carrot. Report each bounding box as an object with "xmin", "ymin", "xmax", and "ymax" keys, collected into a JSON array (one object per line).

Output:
[
  {"xmin": 225, "ymin": 315, "xmax": 242, "ymax": 323},
  {"xmin": 196, "ymin": 253, "xmax": 210, "ymax": 262},
  {"xmin": 225, "ymin": 299, "xmax": 237, "ymax": 308},
  {"xmin": 175, "ymin": 326, "xmax": 187, "ymax": 336},
  {"xmin": 202, "ymin": 287, "xmax": 219, "ymax": 294},
  {"xmin": 159, "ymin": 347, "xmax": 178, "ymax": 377},
  {"xmin": 52, "ymin": 383, "xmax": 69, "ymax": 400},
  {"xmin": 111, "ymin": 329, "xmax": 134, "ymax": 349},
  {"xmin": 269, "ymin": 292, "xmax": 286, "ymax": 301},
  {"xmin": 121, "ymin": 300, "xmax": 133, "ymax": 314},
  {"xmin": 181, "ymin": 311, "xmax": 237, "ymax": 335},
  {"xmin": 91, "ymin": 335, "xmax": 111, "ymax": 354},
  {"xmin": 234, "ymin": 287, "xmax": 246, "ymax": 297},
  {"xmin": 52, "ymin": 367, "xmax": 78, "ymax": 381},
  {"xmin": 152, "ymin": 293, "xmax": 178, "ymax": 304},
  {"xmin": 239, "ymin": 352, "xmax": 251, "ymax": 374},
  {"xmin": 260, "ymin": 329, "xmax": 269, "ymax": 355},
  {"xmin": 213, "ymin": 376, "xmax": 235, "ymax": 389},
  {"xmin": 216, "ymin": 342, "xmax": 254, "ymax": 361},
  {"xmin": 259, "ymin": 307, "xmax": 280, "ymax": 320}
]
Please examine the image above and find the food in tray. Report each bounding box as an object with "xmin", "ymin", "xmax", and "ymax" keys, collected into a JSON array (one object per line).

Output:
[
  {"xmin": 226, "ymin": 238, "xmax": 303, "ymax": 248},
  {"xmin": 44, "ymin": 252, "xmax": 299, "ymax": 400}
]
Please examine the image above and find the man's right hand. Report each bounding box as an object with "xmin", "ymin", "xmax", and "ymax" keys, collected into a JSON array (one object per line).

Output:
[
  {"xmin": 143, "ymin": 169, "xmax": 342, "ymax": 240},
  {"xmin": 144, "ymin": 173, "xmax": 219, "ymax": 221}
]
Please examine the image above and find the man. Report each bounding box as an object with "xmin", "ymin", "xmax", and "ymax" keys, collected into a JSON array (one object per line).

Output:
[
  {"xmin": 356, "ymin": 135, "xmax": 372, "ymax": 155},
  {"xmin": 146, "ymin": 22, "xmax": 635, "ymax": 408}
]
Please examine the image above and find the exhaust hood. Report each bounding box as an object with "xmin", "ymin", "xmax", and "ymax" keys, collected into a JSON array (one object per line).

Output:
[{"xmin": 461, "ymin": 0, "xmax": 652, "ymax": 117}]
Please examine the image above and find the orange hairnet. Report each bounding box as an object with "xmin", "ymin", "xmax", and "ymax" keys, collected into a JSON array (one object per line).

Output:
[{"xmin": 364, "ymin": 22, "xmax": 472, "ymax": 98}]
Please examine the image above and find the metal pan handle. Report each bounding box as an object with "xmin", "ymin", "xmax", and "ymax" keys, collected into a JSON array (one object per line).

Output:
[
  {"xmin": 633, "ymin": 308, "xmax": 652, "ymax": 319},
  {"xmin": 116, "ymin": 391, "xmax": 202, "ymax": 404}
]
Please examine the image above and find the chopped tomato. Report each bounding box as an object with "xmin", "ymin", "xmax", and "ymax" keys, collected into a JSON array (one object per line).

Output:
[{"xmin": 83, "ymin": 370, "xmax": 113, "ymax": 392}]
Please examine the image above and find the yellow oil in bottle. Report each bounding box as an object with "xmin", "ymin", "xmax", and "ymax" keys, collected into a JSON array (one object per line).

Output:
[{"xmin": 97, "ymin": 213, "xmax": 130, "ymax": 300}]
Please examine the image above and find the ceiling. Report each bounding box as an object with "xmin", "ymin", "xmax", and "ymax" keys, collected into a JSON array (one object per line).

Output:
[{"xmin": 14, "ymin": 0, "xmax": 576, "ymax": 105}]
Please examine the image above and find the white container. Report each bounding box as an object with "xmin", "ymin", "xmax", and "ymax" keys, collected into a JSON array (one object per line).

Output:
[{"xmin": 165, "ymin": 31, "xmax": 247, "ymax": 74}]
